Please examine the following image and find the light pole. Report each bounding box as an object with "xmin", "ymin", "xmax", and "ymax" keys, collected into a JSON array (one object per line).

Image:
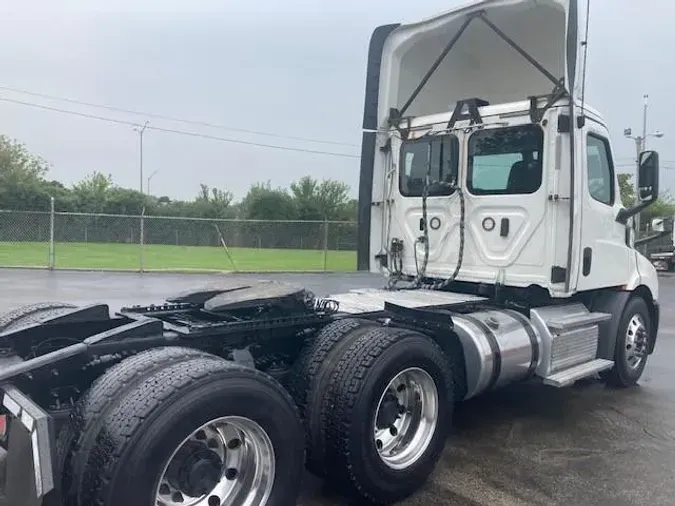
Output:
[
  {"xmin": 147, "ymin": 169, "xmax": 159, "ymax": 196},
  {"xmin": 624, "ymin": 94, "xmax": 664, "ymax": 235},
  {"xmin": 133, "ymin": 121, "xmax": 149, "ymax": 194}
]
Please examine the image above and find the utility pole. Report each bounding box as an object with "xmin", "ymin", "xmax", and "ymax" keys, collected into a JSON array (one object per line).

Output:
[
  {"xmin": 624, "ymin": 94, "xmax": 663, "ymax": 237},
  {"xmin": 133, "ymin": 121, "xmax": 149, "ymax": 194}
]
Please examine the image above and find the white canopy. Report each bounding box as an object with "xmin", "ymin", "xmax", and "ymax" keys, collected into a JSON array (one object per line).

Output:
[{"xmin": 377, "ymin": 0, "xmax": 585, "ymax": 125}]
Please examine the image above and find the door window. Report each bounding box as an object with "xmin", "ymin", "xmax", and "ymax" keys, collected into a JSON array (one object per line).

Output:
[
  {"xmin": 467, "ymin": 124, "xmax": 544, "ymax": 195},
  {"xmin": 586, "ymin": 134, "xmax": 615, "ymax": 205},
  {"xmin": 399, "ymin": 135, "xmax": 459, "ymax": 197}
]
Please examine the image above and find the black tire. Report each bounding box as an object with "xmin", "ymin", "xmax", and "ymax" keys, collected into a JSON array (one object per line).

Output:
[
  {"xmin": 57, "ymin": 346, "xmax": 221, "ymax": 505},
  {"xmin": 0, "ymin": 302, "xmax": 76, "ymax": 333},
  {"xmin": 73, "ymin": 357, "xmax": 304, "ymax": 506},
  {"xmin": 286, "ymin": 317, "xmax": 378, "ymax": 476},
  {"xmin": 324, "ymin": 327, "xmax": 454, "ymax": 505},
  {"xmin": 601, "ymin": 296, "xmax": 652, "ymax": 388}
]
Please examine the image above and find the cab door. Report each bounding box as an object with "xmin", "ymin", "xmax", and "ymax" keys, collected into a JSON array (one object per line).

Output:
[
  {"xmin": 390, "ymin": 133, "xmax": 460, "ymax": 275},
  {"xmin": 575, "ymin": 122, "xmax": 632, "ymax": 290},
  {"xmin": 461, "ymin": 121, "xmax": 551, "ymax": 287}
]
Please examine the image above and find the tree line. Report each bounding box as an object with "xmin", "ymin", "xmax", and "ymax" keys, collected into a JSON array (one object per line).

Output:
[{"xmin": 0, "ymin": 135, "xmax": 358, "ymax": 222}]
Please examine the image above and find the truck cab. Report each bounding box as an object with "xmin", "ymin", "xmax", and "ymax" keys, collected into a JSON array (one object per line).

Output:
[
  {"xmin": 370, "ymin": 100, "xmax": 659, "ymax": 299},
  {"xmin": 357, "ymin": 0, "xmax": 660, "ymax": 304}
]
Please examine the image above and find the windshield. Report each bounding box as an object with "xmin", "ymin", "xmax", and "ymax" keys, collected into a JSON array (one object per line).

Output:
[
  {"xmin": 467, "ymin": 124, "xmax": 544, "ymax": 195},
  {"xmin": 399, "ymin": 134, "xmax": 459, "ymax": 197}
]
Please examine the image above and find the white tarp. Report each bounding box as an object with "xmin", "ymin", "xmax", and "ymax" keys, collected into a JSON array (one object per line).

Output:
[{"xmin": 377, "ymin": 0, "xmax": 586, "ymax": 124}]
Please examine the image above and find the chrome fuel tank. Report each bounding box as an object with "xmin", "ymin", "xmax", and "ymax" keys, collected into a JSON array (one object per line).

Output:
[{"xmin": 453, "ymin": 309, "xmax": 542, "ymax": 400}]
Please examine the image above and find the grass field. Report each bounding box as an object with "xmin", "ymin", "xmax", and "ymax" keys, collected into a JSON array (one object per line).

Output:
[{"xmin": 0, "ymin": 242, "xmax": 357, "ymax": 272}]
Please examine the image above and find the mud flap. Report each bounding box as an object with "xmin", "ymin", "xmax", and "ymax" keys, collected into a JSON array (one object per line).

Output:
[
  {"xmin": 0, "ymin": 386, "xmax": 59, "ymax": 506},
  {"xmin": 3, "ymin": 417, "xmax": 41, "ymax": 506},
  {"xmin": 590, "ymin": 291, "xmax": 632, "ymax": 360}
]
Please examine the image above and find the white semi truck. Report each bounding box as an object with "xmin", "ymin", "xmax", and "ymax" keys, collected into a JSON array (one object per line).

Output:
[{"xmin": 0, "ymin": 1, "xmax": 662, "ymax": 506}]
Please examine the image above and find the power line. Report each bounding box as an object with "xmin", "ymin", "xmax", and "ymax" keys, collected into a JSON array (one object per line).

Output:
[
  {"xmin": 1, "ymin": 90, "xmax": 668, "ymax": 166},
  {"xmin": 0, "ymin": 96, "xmax": 139, "ymax": 127},
  {"xmin": 0, "ymin": 84, "xmax": 358, "ymax": 148},
  {"xmin": 0, "ymin": 96, "xmax": 360, "ymax": 159}
]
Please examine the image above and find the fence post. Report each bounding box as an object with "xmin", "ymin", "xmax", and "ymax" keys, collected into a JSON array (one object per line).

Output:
[
  {"xmin": 323, "ymin": 219, "xmax": 329, "ymax": 271},
  {"xmin": 48, "ymin": 197, "xmax": 55, "ymax": 269},
  {"xmin": 139, "ymin": 207, "xmax": 145, "ymax": 273}
]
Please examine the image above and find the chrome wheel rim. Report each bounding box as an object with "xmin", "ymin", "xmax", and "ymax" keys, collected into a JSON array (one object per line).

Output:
[
  {"xmin": 373, "ymin": 367, "xmax": 439, "ymax": 470},
  {"xmin": 154, "ymin": 416, "xmax": 275, "ymax": 506},
  {"xmin": 625, "ymin": 314, "xmax": 649, "ymax": 370}
]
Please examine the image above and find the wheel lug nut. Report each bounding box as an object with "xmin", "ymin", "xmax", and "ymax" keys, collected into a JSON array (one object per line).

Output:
[
  {"xmin": 208, "ymin": 496, "xmax": 220, "ymax": 506},
  {"xmin": 390, "ymin": 426, "xmax": 398, "ymax": 436},
  {"xmin": 227, "ymin": 438, "xmax": 241, "ymax": 450},
  {"xmin": 376, "ymin": 439, "xmax": 383, "ymax": 450},
  {"xmin": 225, "ymin": 468, "xmax": 238, "ymax": 480}
]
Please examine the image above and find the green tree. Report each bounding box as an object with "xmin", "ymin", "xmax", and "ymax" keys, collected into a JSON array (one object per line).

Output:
[
  {"xmin": 71, "ymin": 171, "xmax": 115, "ymax": 214},
  {"xmin": 242, "ymin": 182, "xmax": 297, "ymax": 220},
  {"xmin": 618, "ymin": 173, "xmax": 635, "ymax": 207},
  {"xmin": 618, "ymin": 172, "xmax": 675, "ymax": 231},
  {"xmin": 338, "ymin": 198, "xmax": 358, "ymax": 221},
  {"xmin": 289, "ymin": 176, "xmax": 322, "ymax": 220},
  {"xmin": 289, "ymin": 176, "xmax": 351, "ymax": 221},
  {"xmin": 0, "ymin": 135, "xmax": 49, "ymax": 185},
  {"xmin": 0, "ymin": 135, "xmax": 56, "ymax": 211},
  {"xmin": 316, "ymin": 178, "xmax": 351, "ymax": 220},
  {"xmin": 190, "ymin": 184, "xmax": 235, "ymax": 219},
  {"xmin": 104, "ymin": 187, "xmax": 148, "ymax": 215}
]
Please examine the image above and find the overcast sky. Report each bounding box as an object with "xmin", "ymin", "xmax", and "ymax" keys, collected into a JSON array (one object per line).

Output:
[{"xmin": 0, "ymin": 0, "xmax": 672, "ymax": 201}]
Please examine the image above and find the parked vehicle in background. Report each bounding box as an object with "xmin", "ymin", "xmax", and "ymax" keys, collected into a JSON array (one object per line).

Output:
[{"xmin": 646, "ymin": 215, "xmax": 675, "ymax": 271}]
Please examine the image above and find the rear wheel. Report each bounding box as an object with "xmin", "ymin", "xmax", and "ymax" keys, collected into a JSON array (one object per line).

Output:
[
  {"xmin": 65, "ymin": 357, "xmax": 304, "ymax": 506},
  {"xmin": 286, "ymin": 317, "xmax": 378, "ymax": 476},
  {"xmin": 154, "ymin": 415, "xmax": 276, "ymax": 506},
  {"xmin": 57, "ymin": 346, "xmax": 221, "ymax": 504},
  {"xmin": 323, "ymin": 327, "xmax": 454, "ymax": 505},
  {"xmin": 601, "ymin": 296, "xmax": 652, "ymax": 388}
]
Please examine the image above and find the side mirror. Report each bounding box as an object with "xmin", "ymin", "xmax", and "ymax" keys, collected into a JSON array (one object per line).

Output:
[
  {"xmin": 616, "ymin": 150, "xmax": 660, "ymax": 225},
  {"xmin": 638, "ymin": 150, "xmax": 659, "ymax": 203}
]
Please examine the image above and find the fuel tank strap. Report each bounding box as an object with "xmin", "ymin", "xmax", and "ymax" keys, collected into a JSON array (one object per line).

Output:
[
  {"xmin": 460, "ymin": 314, "xmax": 502, "ymax": 391},
  {"xmin": 503, "ymin": 309, "xmax": 540, "ymax": 378}
]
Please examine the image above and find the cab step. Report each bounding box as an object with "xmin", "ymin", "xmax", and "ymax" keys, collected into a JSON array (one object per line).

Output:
[
  {"xmin": 542, "ymin": 359, "xmax": 614, "ymax": 388},
  {"xmin": 546, "ymin": 311, "xmax": 611, "ymax": 332},
  {"xmin": 530, "ymin": 303, "xmax": 611, "ymax": 378}
]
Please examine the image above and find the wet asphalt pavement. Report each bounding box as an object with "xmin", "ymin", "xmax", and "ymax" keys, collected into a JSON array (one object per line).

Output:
[{"xmin": 1, "ymin": 268, "xmax": 674, "ymax": 506}]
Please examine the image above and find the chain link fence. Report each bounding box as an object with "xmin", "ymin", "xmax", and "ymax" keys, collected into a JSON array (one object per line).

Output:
[{"xmin": 0, "ymin": 209, "xmax": 358, "ymax": 272}]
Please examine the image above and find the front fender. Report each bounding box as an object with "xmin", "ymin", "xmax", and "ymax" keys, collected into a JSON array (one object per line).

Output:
[
  {"xmin": 590, "ymin": 285, "xmax": 660, "ymax": 360},
  {"xmin": 626, "ymin": 251, "xmax": 660, "ymax": 301}
]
